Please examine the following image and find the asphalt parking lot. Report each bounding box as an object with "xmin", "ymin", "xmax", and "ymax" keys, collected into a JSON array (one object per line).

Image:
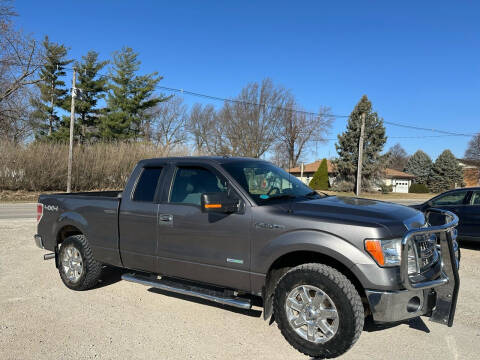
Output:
[{"xmin": 1, "ymin": 216, "xmax": 480, "ymax": 359}]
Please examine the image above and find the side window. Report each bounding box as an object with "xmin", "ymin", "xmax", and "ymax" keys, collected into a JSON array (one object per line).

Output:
[
  {"xmin": 170, "ymin": 166, "xmax": 226, "ymax": 206},
  {"xmin": 431, "ymin": 191, "xmax": 467, "ymax": 206},
  {"xmin": 132, "ymin": 167, "xmax": 163, "ymax": 202},
  {"xmin": 470, "ymin": 191, "xmax": 480, "ymax": 205}
]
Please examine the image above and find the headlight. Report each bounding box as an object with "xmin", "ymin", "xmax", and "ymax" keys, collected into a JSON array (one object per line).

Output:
[{"xmin": 365, "ymin": 238, "xmax": 419, "ymax": 273}]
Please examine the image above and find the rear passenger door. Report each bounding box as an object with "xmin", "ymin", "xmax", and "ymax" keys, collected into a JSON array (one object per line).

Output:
[
  {"xmin": 119, "ymin": 166, "xmax": 165, "ymax": 273},
  {"xmin": 156, "ymin": 163, "xmax": 252, "ymax": 291}
]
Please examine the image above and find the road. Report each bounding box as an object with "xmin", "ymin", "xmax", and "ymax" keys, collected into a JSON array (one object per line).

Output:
[
  {"xmin": 0, "ymin": 202, "xmax": 36, "ymax": 220},
  {"xmin": 1, "ymin": 217, "xmax": 479, "ymax": 359}
]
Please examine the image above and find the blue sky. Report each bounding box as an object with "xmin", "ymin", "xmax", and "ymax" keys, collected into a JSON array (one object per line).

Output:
[{"xmin": 15, "ymin": 0, "xmax": 479, "ymax": 162}]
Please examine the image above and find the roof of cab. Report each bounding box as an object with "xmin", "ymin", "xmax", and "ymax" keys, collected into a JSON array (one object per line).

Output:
[{"xmin": 138, "ymin": 156, "xmax": 268, "ymax": 166}]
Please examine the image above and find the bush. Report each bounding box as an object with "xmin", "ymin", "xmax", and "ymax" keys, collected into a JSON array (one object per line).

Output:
[
  {"xmin": 332, "ymin": 180, "xmax": 354, "ymax": 192},
  {"xmin": 380, "ymin": 184, "xmax": 393, "ymax": 194},
  {"xmin": 409, "ymin": 183, "xmax": 429, "ymax": 193},
  {"xmin": 309, "ymin": 159, "xmax": 329, "ymax": 190},
  {"xmin": 0, "ymin": 141, "xmax": 190, "ymax": 191}
]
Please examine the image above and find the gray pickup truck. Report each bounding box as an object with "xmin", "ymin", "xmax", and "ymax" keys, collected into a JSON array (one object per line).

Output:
[{"xmin": 35, "ymin": 157, "xmax": 460, "ymax": 358}]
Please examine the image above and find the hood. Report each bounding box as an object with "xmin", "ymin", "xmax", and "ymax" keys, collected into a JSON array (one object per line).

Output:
[{"xmin": 290, "ymin": 196, "xmax": 425, "ymax": 230}]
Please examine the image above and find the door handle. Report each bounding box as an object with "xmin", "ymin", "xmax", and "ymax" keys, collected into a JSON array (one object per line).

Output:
[{"xmin": 159, "ymin": 214, "xmax": 173, "ymax": 223}]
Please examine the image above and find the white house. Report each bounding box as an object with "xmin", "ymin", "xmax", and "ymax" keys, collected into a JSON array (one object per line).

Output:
[
  {"xmin": 288, "ymin": 160, "xmax": 416, "ymax": 193},
  {"xmin": 382, "ymin": 168, "xmax": 415, "ymax": 193}
]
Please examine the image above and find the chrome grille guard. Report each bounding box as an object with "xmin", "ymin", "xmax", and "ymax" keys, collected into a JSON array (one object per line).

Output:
[{"xmin": 400, "ymin": 208, "xmax": 460, "ymax": 327}]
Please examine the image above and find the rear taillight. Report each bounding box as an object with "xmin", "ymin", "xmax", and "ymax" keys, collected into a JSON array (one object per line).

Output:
[{"xmin": 37, "ymin": 203, "xmax": 43, "ymax": 223}]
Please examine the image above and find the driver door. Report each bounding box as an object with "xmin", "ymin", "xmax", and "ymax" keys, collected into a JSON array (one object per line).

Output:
[{"xmin": 156, "ymin": 163, "xmax": 252, "ymax": 291}]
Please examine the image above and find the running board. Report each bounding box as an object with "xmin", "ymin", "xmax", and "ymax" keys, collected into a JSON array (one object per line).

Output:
[{"xmin": 121, "ymin": 273, "xmax": 251, "ymax": 310}]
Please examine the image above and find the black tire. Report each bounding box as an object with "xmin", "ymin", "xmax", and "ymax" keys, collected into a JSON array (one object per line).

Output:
[
  {"xmin": 58, "ymin": 234, "xmax": 102, "ymax": 291},
  {"xmin": 273, "ymin": 263, "xmax": 364, "ymax": 359}
]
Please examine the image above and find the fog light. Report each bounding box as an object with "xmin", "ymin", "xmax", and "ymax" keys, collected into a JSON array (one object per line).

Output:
[{"xmin": 407, "ymin": 296, "xmax": 421, "ymax": 313}]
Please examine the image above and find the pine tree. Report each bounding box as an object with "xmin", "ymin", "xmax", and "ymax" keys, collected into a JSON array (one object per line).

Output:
[
  {"xmin": 30, "ymin": 36, "xmax": 72, "ymax": 140},
  {"xmin": 429, "ymin": 150, "xmax": 464, "ymax": 193},
  {"xmin": 101, "ymin": 47, "xmax": 168, "ymax": 140},
  {"xmin": 309, "ymin": 158, "xmax": 329, "ymax": 190},
  {"xmin": 68, "ymin": 51, "xmax": 108, "ymax": 142},
  {"xmin": 405, "ymin": 150, "xmax": 432, "ymax": 185},
  {"xmin": 333, "ymin": 95, "xmax": 387, "ymax": 191}
]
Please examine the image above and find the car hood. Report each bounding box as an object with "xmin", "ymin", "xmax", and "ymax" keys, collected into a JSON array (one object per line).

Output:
[{"xmin": 290, "ymin": 196, "xmax": 425, "ymax": 230}]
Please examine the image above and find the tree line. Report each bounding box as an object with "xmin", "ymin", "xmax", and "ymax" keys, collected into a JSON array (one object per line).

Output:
[
  {"xmin": 2, "ymin": 0, "xmax": 476, "ymax": 194},
  {"xmin": 0, "ymin": 1, "xmax": 333, "ymax": 166},
  {"xmin": 331, "ymin": 95, "xmax": 467, "ymax": 193}
]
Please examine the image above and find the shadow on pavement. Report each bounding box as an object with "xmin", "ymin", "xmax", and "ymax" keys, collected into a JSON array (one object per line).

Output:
[
  {"xmin": 147, "ymin": 287, "xmax": 263, "ymax": 318},
  {"xmin": 459, "ymin": 239, "xmax": 480, "ymax": 251},
  {"xmin": 94, "ymin": 266, "xmax": 126, "ymax": 289},
  {"xmin": 363, "ymin": 315, "xmax": 430, "ymax": 333}
]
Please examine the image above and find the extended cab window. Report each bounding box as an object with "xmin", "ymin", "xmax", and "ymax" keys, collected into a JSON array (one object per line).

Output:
[
  {"xmin": 169, "ymin": 166, "xmax": 226, "ymax": 206},
  {"xmin": 133, "ymin": 167, "xmax": 163, "ymax": 202}
]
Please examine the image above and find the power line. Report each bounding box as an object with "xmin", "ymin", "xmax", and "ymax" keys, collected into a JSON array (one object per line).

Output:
[
  {"xmin": 383, "ymin": 121, "xmax": 474, "ymax": 137},
  {"xmin": 43, "ymin": 65, "xmax": 480, "ymax": 138}
]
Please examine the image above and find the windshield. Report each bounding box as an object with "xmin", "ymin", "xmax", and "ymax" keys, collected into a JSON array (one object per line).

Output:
[{"xmin": 222, "ymin": 160, "xmax": 324, "ymax": 205}]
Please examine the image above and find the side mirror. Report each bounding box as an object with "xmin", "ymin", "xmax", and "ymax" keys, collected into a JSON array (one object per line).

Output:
[
  {"xmin": 201, "ymin": 192, "xmax": 239, "ymax": 213},
  {"xmin": 427, "ymin": 200, "xmax": 433, "ymax": 207}
]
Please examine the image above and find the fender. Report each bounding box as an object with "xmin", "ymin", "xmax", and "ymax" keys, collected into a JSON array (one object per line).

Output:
[
  {"xmin": 255, "ymin": 229, "xmax": 374, "ymax": 276},
  {"xmin": 52, "ymin": 211, "xmax": 89, "ymax": 242}
]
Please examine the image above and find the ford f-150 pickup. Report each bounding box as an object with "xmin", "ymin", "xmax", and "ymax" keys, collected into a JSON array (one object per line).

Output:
[{"xmin": 34, "ymin": 156, "xmax": 460, "ymax": 358}]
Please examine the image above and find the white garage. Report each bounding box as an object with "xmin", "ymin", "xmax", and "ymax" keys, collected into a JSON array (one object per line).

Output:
[{"xmin": 383, "ymin": 168, "xmax": 416, "ymax": 193}]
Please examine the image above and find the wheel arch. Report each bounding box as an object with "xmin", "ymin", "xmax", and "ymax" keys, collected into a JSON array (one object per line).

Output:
[
  {"xmin": 56, "ymin": 224, "xmax": 83, "ymax": 245},
  {"xmin": 262, "ymin": 249, "xmax": 368, "ymax": 321}
]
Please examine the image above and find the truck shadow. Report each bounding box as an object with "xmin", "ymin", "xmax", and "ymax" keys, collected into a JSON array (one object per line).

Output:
[
  {"xmin": 147, "ymin": 287, "xmax": 263, "ymax": 318},
  {"xmin": 363, "ymin": 315, "xmax": 430, "ymax": 333},
  {"xmin": 94, "ymin": 266, "xmax": 126, "ymax": 289}
]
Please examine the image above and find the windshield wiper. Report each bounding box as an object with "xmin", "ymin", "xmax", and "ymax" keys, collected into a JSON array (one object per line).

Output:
[{"xmin": 304, "ymin": 191, "xmax": 328, "ymax": 198}]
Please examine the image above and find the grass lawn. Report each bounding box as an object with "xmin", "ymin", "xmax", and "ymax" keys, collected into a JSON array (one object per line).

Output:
[
  {"xmin": 322, "ymin": 190, "xmax": 437, "ymax": 201},
  {"xmin": 0, "ymin": 190, "xmax": 49, "ymax": 202}
]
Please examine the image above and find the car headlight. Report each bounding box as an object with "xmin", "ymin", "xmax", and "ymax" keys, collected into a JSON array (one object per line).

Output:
[{"xmin": 365, "ymin": 238, "xmax": 418, "ymax": 273}]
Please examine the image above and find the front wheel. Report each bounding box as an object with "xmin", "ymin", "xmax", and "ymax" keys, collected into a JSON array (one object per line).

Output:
[
  {"xmin": 58, "ymin": 235, "xmax": 102, "ymax": 291},
  {"xmin": 273, "ymin": 263, "xmax": 364, "ymax": 358}
]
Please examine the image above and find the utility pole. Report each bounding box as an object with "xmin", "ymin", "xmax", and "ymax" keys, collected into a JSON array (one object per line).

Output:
[
  {"xmin": 67, "ymin": 68, "xmax": 76, "ymax": 193},
  {"xmin": 355, "ymin": 112, "xmax": 366, "ymax": 196}
]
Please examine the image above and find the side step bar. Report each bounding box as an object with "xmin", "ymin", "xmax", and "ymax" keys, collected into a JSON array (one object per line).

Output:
[{"xmin": 121, "ymin": 273, "xmax": 251, "ymax": 310}]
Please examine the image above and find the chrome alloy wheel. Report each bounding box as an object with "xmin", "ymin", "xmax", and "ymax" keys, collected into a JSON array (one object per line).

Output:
[
  {"xmin": 285, "ymin": 285, "xmax": 339, "ymax": 343},
  {"xmin": 61, "ymin": 245, "xmax": 83, "ymax": 283}
]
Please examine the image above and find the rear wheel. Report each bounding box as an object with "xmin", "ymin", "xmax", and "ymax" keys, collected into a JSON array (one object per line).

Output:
[
  {"xmin": 58, "ymin": 235, "xmax": 102, "ymax": 291},
  {"xmin": 273, "ymin": 263, "xmax": 364, "ymax": 358}
]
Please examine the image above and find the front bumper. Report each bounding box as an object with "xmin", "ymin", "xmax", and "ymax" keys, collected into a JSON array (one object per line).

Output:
[
  {"xmin": 366, "ymin": 209, "xmax": 460, "ymax": 326},
  {"xmin": 34, "ymin": 234, "xmax": 44, "ymax": 249},
  {"xmin": 366, "ymin": 288, "xmax": 435, "ymax": 323}
]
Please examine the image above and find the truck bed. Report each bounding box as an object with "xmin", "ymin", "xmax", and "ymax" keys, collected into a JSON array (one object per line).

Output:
[{"xmin": 38, "ymin": 191, "xmax": 122, "ymax": 266}]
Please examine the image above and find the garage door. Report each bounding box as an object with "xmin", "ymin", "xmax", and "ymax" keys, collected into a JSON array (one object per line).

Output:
[{"xmin": 395, "ymin": 181, "xmax": 409, "ymax": 193}]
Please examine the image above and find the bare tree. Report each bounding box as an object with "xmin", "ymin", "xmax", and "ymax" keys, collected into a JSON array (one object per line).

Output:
[
  {"xmin": 215, "ymin": 78, "xmax": 292, "ymax": 158},
  {"xmin": 276, "ymin": 103, "xmax": 333, "ymax": 168},
  {"xmin": 464, "ymin": 134, "xmax": 480, "ymax": 160},
  {"xmin": 0, "ymin": 1, "xmax": 41, "ymax": 102},
  {"xmin": 188, "ymin": 103, "xmax": 217, "ymax": 154},
  {"xmin": 0, "ymin": 0, "xmax": 42, "ymax": 142},
  {"xmin": 150, "ymin": 96, "xmax": 187, "ymax": 154},
  {"xmin": 385, "ymin": 143, "xmax": 409, "ymax": 171}
]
